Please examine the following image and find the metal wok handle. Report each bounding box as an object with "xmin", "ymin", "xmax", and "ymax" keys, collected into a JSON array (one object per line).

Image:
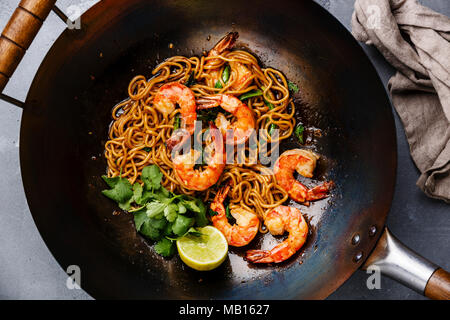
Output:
[
  {"xmin": 0, "ymin": 0, "xmax": 56, "ymax": 93},
  {"xmin": 363, "ymin": 227, "xmax": 450, "ymax": 300}
]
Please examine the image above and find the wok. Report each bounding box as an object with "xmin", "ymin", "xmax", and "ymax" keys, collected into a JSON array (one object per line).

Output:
[{"xmin": 0, "ymin": 0, "xmax": 449, "ymax": 299}]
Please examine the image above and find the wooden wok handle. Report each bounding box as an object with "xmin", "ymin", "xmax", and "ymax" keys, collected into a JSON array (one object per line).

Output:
[
  {"xmin": 0, "ymin": 0, "xmax": 56, "ymax": 92},
  {"xmin": 425, "ymin": 268, "xmax": 450, "ymax": 300}
]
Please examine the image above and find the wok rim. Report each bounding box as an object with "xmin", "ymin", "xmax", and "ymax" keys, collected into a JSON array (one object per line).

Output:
[{"xmin": 18, "ymin": 0, "xmax": 397, "ymax": 299}]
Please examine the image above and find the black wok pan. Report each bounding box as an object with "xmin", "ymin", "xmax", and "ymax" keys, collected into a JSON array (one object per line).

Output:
[{"xmin": 1, "ymin": 0, "xmax": 449, "ymax": 299}]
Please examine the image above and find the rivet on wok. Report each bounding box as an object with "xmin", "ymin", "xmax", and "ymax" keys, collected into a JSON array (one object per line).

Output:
[
  {"xmin": 351, "ymin": 234, "xmax": 360, "ymax": 245},
  {"xmin": 369, "ymin": 226, "xmax": 377, "ymax": 237},
  {"xmin": 353, "ymin": 251, "xmax": 363, "ymax": 263}
]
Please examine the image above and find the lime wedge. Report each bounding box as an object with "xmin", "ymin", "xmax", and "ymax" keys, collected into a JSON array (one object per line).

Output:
[{"xmin": 177, "ymin": 226, "xmax": 228, "ymax": 271}]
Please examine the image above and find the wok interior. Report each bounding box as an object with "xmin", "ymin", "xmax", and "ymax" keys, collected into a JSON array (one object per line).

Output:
[{"xmin": 20, "ymin": 0, "xmax": 396, "ymax": 299}]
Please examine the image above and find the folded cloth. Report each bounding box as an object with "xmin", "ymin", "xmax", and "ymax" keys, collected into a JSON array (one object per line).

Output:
[{"xmin": 352, "ymin": 0, "xmax": 450, "ymax": 202}]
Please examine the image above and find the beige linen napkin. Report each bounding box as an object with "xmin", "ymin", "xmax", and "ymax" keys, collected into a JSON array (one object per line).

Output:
[{"xmin": 352, "ymin": 0, "xmax": 450, "ymax": 202}]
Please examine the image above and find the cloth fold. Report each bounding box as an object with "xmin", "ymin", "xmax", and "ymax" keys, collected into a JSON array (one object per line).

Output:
[{"xmin": 352, "ymin": 0, "xmax": 450, "ymax": 202}]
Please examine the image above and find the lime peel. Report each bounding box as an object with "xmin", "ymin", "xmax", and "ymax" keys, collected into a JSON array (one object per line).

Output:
[{"xmin": 176, "ymin": 226, "xmax": 228, "ymax": 271}]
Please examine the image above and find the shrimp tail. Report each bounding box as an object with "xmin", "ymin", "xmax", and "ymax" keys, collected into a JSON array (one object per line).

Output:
[
  {"xmin": 245, "ymin": 250, "xmax": 274, "ymax": 263},
  {"xmin": 214, "ymin": 184, "xmax": 230, "ymax": 203},
  {"xmin": 212, "ymin": 32, "xmax": 239, "ymax": 55},
  {"xmin": 306, "ymin": 181, "xmax": 334, "ymax": 201}
]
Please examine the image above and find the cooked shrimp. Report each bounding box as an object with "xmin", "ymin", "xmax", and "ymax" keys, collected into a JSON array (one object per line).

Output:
[
  {"xmin": 207, "ymin": 32, "xmax": 253, "ymax": 91},
  {"xmin": 197, "ymin": 94, "xmax": 256, "ymax": 145},
  {"xmin": 210, "ymin": 184, "xmax": 260, "ymax": 247},
  {"xmin": 153, "ymin": 82, "xmax": 197, "ymax": 149},
  {"xmin": 246, "ymin": 206, "xmax": 308, "ymax": 263},
  {"xmin": 172, "ymin": 124, "xmax": 225, "ymax": 191},
  {"xmin": 208, "ymin": 32, "xmax": 239, "ymax": 61},
  {"xmin": 274, "ymin": 149, "xmax": 333, "ymax": 205}
]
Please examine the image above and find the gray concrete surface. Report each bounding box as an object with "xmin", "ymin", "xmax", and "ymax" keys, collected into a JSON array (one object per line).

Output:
[{"xmin": 0, "ymin": 0, "xmax": 448, "ymax": 300}]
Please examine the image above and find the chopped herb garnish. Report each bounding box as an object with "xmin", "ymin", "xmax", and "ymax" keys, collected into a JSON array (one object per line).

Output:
[
  {"xmin": 101, "ymin": 176, "xmax": 133, "ymax": 210},
  {"xmin": 264, "ymin": 99, "xmax": 278, "ymax": 136},
  {"xmin": 214, "ymin": 65, "xmax": 231, "ymax": 89},
  {"xmin": 166, "ymin": 227, "xmax": 205, "ymax": 241},
  {"xmin": 154, "ymin": 238, "xmax": 175, "ymax": 257},
  {"xmin": 208, "ymin": 207, "xmax": 218, "ymax": 217},
  {"xmin": 264, "ymin": 99, "xmax": 275, "ymax": 110},
  {"xmin": 185, "ymin": 227, "xmax": 205, "ymax": 238},
  {"xmin": 173, "ymin": 114, "xmax": 180, "ymax": 130},
  {"xmin": 101, "ymin": 165, "xmax": 209, "ymax": 257},
  {"xmin": 197, "ymin": 108, "xmax": 220, "ymax": 122},
  {"xmin": 185, "ymin": 71, "xmax": 196, "ymax": 87},
  {"xmin": 268, "ymin": 124, "xmax": 277, "ymax": 136},
  {"xmin": 225, "ymin": 205, "xmax": 232, "ymax": 219},
  {"xmin": 295, "ymin": 124, "xmax": 305, "ymax": 144},
  {"xmin": 225, "ymin": 204, "xmax": 236, "ymax": 224},
  {"xmin": 239, "ymin": 89, "xmax": 263, "ymax": 101},
  {"xmin": 288, "ymin": 80, "xmax": 299, "ymax": 93},
  {"xmin": 222, "ymin": 65, "xmax": 231, "ymax": 84},
  {"xmin": 215, "ymin": 80, "xmax": 223, "ymax": 89},
  {"xmin": 172, "ymin": 214, "xmax": 194, "ymax": 236}
]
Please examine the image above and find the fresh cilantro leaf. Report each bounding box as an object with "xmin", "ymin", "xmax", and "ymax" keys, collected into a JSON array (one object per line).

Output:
[
  {"xmin": 101, "ymin": 175, "xmax": 133, "ymax": 206},
  {"xmin": 156, "ymin": 186, "xmax": 170, "ymax": 199},
  {"xmin": 178, "ymin": 202, "xmax": 187, "ymax": 214},
  {"xmin": 288, "ymin": 80, "xmax": 299, "ymax": 93},
  {"xmin": 133, "ymin": 207, "xmax": 148, "ymax": 231},
  {"xmin": 164, "ymin": 203, "xmax": 178, "ymax": 222},
  {"xmin": 193, "ymin": 199, "xmax": 208, "ymax": 227},
  {"xmin": 143, "ymin": 147, "xmax": 151, "ymax": 152},
  {"xmin": 141, "ymin": 165, "xmax": 163, "ymax": 190},
  {"xmin": 180, "ymin": 198, "xmax": 201, "ymax": 213},
  {"xmin": 102, "ymin": 176, "xmax": 120, "ymax": 189},
  {"xmin": 140, "ymin": 220, "xmax": 161, "ymax": 240},
  {"xmin": 146, "ymin": 201, "xmax": 167, "ymax": 218},
  {"xmin": 154, "ymin": 238, "xmax": 175, "ymax": 257},
  {"xmin": 185, "ymin": 227, "xmax": 204, "ymax": 237},
  {"xmin": 162, "ymin": 221, "xmax": 174, "ymax": 236},
  {"xmin": 102, "ymin": 164, "xmax": 211, "ymax": 258},
  {"xmin": 135, "ymin": 190, "xmax": 151, "ymax": 205},
  {"xmin": 148, "ymin": 217, "xmax": 167, "ymax": 230},
  {"xmin": 166, "ymin": 227, "xmax": 205, "ymax": 241},
  {"xmin": 172, "ymin": 215, "xmax": 194, "ymax": 236},
  {"xmin": 133, "ymin": 183, "xmax": 143, "ymax": 201},
  {"xmin": 118, "ymin": 197, "xmax": 134, "ymax": 211},
  {"xmin": 178, "ymin": 197, "xmax": 207, "ymax": 227}
]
